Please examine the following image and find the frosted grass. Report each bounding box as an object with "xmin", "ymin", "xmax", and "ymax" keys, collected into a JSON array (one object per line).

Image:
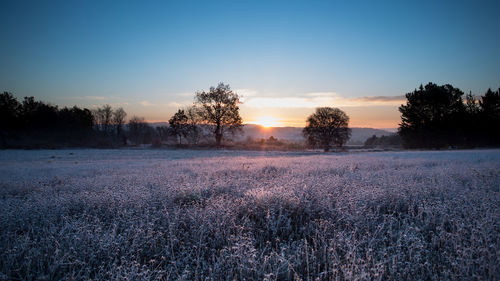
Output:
[{"xmin": 0, "ymin": 149, "xmax": 499, "ymax": 280}]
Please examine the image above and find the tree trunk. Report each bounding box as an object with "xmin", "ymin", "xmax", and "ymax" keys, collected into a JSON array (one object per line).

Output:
[
  {"xmin": 215, "ymin": 123, "xmax": 222, "ymax": 146},
  {"xmin": 215, "ymin": 133, "xmax": 222, "ymax": 146}
]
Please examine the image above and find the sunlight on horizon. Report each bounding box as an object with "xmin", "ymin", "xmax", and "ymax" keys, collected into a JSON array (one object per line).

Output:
[{"xmin": 248, "ymin": 116, "xmax": 281, "ymax": 128}]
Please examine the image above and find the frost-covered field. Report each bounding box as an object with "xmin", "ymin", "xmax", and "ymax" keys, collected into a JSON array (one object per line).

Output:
[{"xmin": 0, "ymin": 149, "xmax": 499, "ymax": 280}]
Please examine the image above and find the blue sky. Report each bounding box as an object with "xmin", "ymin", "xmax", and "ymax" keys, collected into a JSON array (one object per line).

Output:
[{"xmin": 1, "ymin": 0, "xmax": 499, "ymax": 127}]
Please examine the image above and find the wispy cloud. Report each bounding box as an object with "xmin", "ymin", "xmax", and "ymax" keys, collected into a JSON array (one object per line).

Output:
[
  {"xmin": 102, "ymin": 102, "xmax": 130, "ymax": 107},
  {"xmin": 242, "ymin": 91, "xmax": 405, "ymax": 108},
  {"xmin": 58, "ymin": 95, "xmax": 133, "ymax": 109},
  {"xmin": 244, "ymin": 97, "xmax": 328, "ymax": 108},
  {"xmin": 174, "ymin": 92, "xmax": 194, "ymax": 97},
  {"xmin": 351, "ymin": 95, "xmax": 406, "ymax": 103},
  {"xmin": 139, "ymin": 99, "xmax": 193, "ymax": 109},
  {"xmin": 139, "ymin": 100, "xmax": 153, "ymax": 106},
  {"xmin": 236, "ymin": 89, "xmax": 260, "ymax": 99},
  {"xmin": 167, "ymin": 101, "xmax": 188, "ymax": 108},
  {"xmin": 68, "ymin": 96, "xmax": 107, "ymax": 101}
]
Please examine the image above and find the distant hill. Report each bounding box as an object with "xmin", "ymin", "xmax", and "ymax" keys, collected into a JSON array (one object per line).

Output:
[
  {"xmin": 240, "ymin": 125, "xmax": 394, "ymax": 145},
  {"xmin": 149, "ymin": 122, "xmax": 394, "ymax": 145},
  {"xmin": 346, "ymin": 127, "xmax": 396, "ymax": 144},
  {"xmin": 149, "ymin": 122, "xmax": 168, "ymax": 127}
]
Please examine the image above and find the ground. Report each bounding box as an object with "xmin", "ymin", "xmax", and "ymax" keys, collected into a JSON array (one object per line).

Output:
[{"xmin": 0, "ymin": 149, "xmax": 499, "ymax": 280}]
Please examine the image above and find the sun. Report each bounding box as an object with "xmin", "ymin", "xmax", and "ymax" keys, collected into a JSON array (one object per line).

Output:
[{"xmin": 251, "ymin": 116, "xmax": 280, "ymax": 128}]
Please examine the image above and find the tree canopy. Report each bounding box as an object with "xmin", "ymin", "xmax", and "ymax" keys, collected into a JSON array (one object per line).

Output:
[
  {"xmin": 303, "ymin": 107, "xmax": 351, "ymax": 151},
  {"xmin": 168, "ymin": 109, "xmax": 189, "ymax": 145},
  {"xmin": 398, "ymin": 83, "xmax": 500, "ymax": 148},
  {"xmin": 195, "ymin": 83, "xmax": 242, "ymax": 146}
]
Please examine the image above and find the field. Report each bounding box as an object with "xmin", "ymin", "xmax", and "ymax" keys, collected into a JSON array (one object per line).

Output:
[{"xmin": 0, "ymin": 149, "xmax": 499, "ymax": 280}]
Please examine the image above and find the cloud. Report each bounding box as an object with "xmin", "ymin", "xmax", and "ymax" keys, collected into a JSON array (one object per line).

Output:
[
  {"xmin": 139, "ymin": 100, "xmax": 153, "ymax": 106},
  {"xmin": 305, "ymin": 92, "xmax": 341, "ymax": 97},
  {"xmin": 174, "ymin": 92, "xmax": 194, "ymax": 97},
  {"xmin": 235, "ymin": 89, "xmax": 261, "ymax": 103},
  {"xmin": 236, "ymin": 89, "xmax": 259, "ymax": 97},
  {"xmin": 108, "ymin": 102, "xmax": 130, "ymax": 107},
  {"xmin": 351, "ymin": 95, "xmax": 406, "ymax": 103},
  {"xmin": 242, "ymin": 91, "xmax": 405, "ymax": 108},
  {"xmin": 167, "ymin": 101, "xmax": 188, "ymax": 107},
  {"xmin": 69, "ymin": 96, "xmax": 107, "ymax": 101},
  {"xmin": 244, "ymin": 97, "xmax": 329, "ymax": 108},
  {"xmin": 138, "ymin": 99, "xmax": 194, "ymax": 109}
]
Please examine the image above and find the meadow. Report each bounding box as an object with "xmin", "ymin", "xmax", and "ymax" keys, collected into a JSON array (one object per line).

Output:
[{"xmin": 0, "ymin": 149, "xmax": 498, "ymax": 280}]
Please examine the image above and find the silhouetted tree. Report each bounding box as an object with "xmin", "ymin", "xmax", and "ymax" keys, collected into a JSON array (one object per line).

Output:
[
  {"xmin": 398, "ymin": 83, "xmax": 466, "ymax": 148},
  {"xmin": 195, "ymin": 83, "xmax": 243, "ymax": 146},
  {"xmin": 92, "ymin": 107, "xmax": 104, "ymax": 132},
  {"xmin": 101, "ymin": 105, "xmax": 113, "ymax": 134},
  {"xmin": 465, "ymin": 92, "xmax": 479, "ymax": 115},
  {"xmin": 156, "ymin": 126, "xmax": 169, "ymax": 142},
  {"xmin": 303, "ymin": 107, "xmax": 351, "ymax": 151},
  {"xmin": 364, "ymin": 135, "xmax": 378, "ymax": 148},
  {"xmin": 462, "ymin": 92, "xmax": 481, "ymax": 146},
  {"xmin": 127, "ymin": 116, "xmax": 153, "ymax": 145},
  {"xmin": 364, "ymin": 134, "xmax": 402, "ymax": 148},
  {"xmin": 478, "ymin": 88, "xmax": 500, "ymax": 145},
  {"xmin": 113, "ymin": 107, "xmax": 127, "ymax": 136},
  {"xmin": 92, "ymin": 104, "xmax": 113, "ymax": 134},
  {"xmin": 186, "ymin": 106, "xmax": 203, "ymax": 144},
  {"xmin": 0, "ymin": 92, "xmax": 21, "ymax": 131},
  {"xmin": 20, "ymin": 97, "xmax": 59, "ymax": 130},
  {"xmin": 169, "ymin": 109, "xmax": 189, "ymax": 145},
  {"xmin": 479, "ymin": 88, "xmax": 500, "ymax": 114},
  {"xmin": 0, "ymin": 93, "xmax": 99, "ymax": 147},
  {"xmin": 58, "ymin": 106, "xmax": 94, "ymax": 132}
]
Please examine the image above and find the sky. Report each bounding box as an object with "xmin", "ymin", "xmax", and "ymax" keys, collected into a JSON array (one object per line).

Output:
[{"xmin": 1, "ymin": 0, "xmax": 499, "ymax": 128}]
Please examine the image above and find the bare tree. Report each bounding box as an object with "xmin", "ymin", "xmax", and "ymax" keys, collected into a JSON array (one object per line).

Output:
[
  {"xmin": 195, "ymin": 83, "xmax": 242, "ymax": 146},
  {"xmin": 92, "ymin": 104, "xmax": 113, "ymax": 134},
  {"xmin": 113, "ymin": 107, "xmax": 127, "ymax": 136},
  {"xmin": 128, "ymin": 116, "xmax": 151, "ymax": 145},
  {"xmin": 92, "ymin": 108, "xmax": 104, "ymax": 132},
  {"xmin": 186, "ymin": 106, "xmax": 203, "ymax": 145},
  {"xmin": 101, "ymin": 105, "xmax": 113, "ymax": 134},
  {"xmin": 156, "ymin": 126, "xmax": 169, "ymax": 142}
]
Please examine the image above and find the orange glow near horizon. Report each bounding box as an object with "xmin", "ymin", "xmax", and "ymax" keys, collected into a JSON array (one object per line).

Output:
[
  {"xmin": 127, "ymin": 104, "xmax": 401, "ymax": 129},
  {"xmin": 248, "ymin": 116, "xmax": 281, "ymax": 128}
]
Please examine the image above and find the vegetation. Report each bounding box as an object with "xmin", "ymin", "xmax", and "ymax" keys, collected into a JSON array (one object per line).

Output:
[
  {"xmin": 364, "ymin": 134, "xmax": 402, "ymax": 148},
  {"xmin": 236, "ymin": 136, "xmax": 306, "ymax": 151},
  {"xmin": 2, "ymin": 81, "xmax": 500, "ymax": 150},
  {"xmin": 92, "ymin": 104, "xmax": 114, "ymax": 135},
  {"xmin": 127, "ymin": 116, "xmax": 154, "ymax": 145},
  {"xmin": 168, "ymin": 109, "xmax": 189, "ymax": 145},
  {"xmin": 195, "ymin": 83, "xmax": 243, "ymax": 146},
  {"xmin": 0, "ymin": 92, "xmax": 94, "ymax": 148},
  {"xmin": 303, "ymin": 107, "xmax": 351, "ymax": 151},
  {"xmin": 112, "ymin": 107, "xmax": 127, "ymax": 136},
  {"xmin": 399, "ymin": 83, "xmax": 500, "ymax": 148},
  {"xmin": 184, "ymin": 106, "xmax": 203, "ymax": 145},
  {"xmin": 0, "ymin": 149, "xmax": 498, "ymax": 280}
]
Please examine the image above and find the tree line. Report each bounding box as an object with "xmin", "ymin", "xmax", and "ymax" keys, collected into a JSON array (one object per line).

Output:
[
  {"xmin": 6, "ymin": 81, "xmax": 495, "ymax": 151},
  {"xmin": 166, "ymin": 83, "xmax": 243, "ymax": 146},
  {"xmin": 398, "ymin": 83, "xmax": 500, "ymax": 148},
  {"xmin": 0, "ymin": 83, "xmax": 246, "ymax": 148},
  {"xmin": 364, "ymin": 134, "xmax": 402, "ymax": 148},
  {"xmin": 0, "ymin": 83, "xmax": 352, "ymax": 150},
  {"xmin": 0, "ymin": 93, "xmax": 94, "ymax": 147},
  {"xmin": 167, "ymin": 83, "xmax": 351, "ymax": 151}
]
